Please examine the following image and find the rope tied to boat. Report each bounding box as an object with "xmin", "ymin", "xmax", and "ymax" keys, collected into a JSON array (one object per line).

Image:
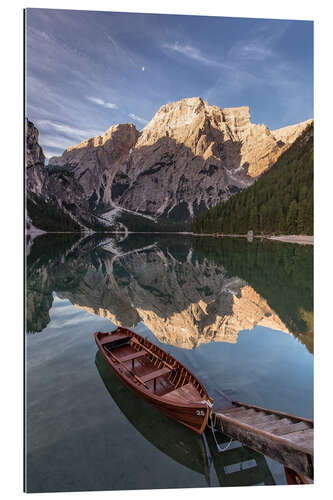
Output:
[{"xmin": 203, "ymin": 400, "xmax": 233, "ymax": 453}]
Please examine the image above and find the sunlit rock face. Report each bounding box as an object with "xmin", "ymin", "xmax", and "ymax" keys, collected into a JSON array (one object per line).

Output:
[
  {"xmin": 112, "ymin": 97, "xmax": 312, "ymax": 219},
  {"xmin": 53, "ymin": 242, "xmax": 290, "ymax": 349}
]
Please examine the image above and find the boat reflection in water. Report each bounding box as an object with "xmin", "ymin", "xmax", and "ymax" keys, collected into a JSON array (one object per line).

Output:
[
  {"xmin": 95, "ymin": 351, "xmax": 211, "ymax": 484},
  {"xmin": 95, "ymin": 351, "xmax": 276, "ymax": 487}
]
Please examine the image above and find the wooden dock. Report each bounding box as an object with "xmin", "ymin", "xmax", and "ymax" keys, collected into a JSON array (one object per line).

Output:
[{"xmin": 211, "ymin": 400, "xmax": 314, "ymax": 480}]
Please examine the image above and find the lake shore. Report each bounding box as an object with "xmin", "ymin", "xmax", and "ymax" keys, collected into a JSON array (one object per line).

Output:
[
  {"xmin": 25, "ymin": 229, "xmax": 314, "ymax": 245},
  {"xmin": 264, "ymin": 235, "xmax": 314, "ymax": 245},
  {"xmin": 192, "ymin": 232, "xmax": 314, "ymax": 245}
]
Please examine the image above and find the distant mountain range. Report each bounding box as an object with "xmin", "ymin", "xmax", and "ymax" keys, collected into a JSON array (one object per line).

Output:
[{"xmin": 26, "ymin": 97, "xmax": 313, "ymax": 232}]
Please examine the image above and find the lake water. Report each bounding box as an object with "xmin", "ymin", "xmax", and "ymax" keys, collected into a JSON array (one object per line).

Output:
[{"xmin": 25, "ymin": 233, "xmax": 313, "ymax": 492}]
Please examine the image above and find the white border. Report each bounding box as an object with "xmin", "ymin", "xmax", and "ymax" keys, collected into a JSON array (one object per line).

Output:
[{"xmin": 1, "ymin": 1, "xmax": 331, "ymax": 499}]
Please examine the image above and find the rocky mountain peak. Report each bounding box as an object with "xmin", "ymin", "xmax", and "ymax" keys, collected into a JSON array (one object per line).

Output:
[
  {"xmin": 50, "ymin": 123, "xmax": 138, "ymax": 166},
  {"xmin": 272, "ymin": 119, "xmax": 314, "ymax": 145},
  {"xmin": 139, "ymin": 98, "xmax": 252, "ymax": 147},
  {"xmin": 113, "ymin": 98, "xmax": 312, "ymax": 221}
]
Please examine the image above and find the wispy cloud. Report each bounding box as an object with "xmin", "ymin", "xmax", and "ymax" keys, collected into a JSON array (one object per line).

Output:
[
  {"xmin": 201, "ymin": 24, "xmax": 313, "ymax": 125},
  {"xmin": 162, "ymin": 42, "xmax": 223, "ymax": 68},
  {"xmin": 129, "ymin": 113, "xmax": 149, "ymax": 125},
  {"xmin": 235, "ymin": 43, "xmax": 273, "ymax": 61},
  {"xmin": 34, "ymin": 119, "xmax": 106, "ymax": 159},
  {"xmin": 41, "ymin": 134, "xmax": 77, "ymax": 152},
  {"xmin": 87, "ymin": 96, "xmax": 118, "ymax": 109},
  {"xmin": 35, "ymin": 119, "xmax": 104, "ymax": 140}
]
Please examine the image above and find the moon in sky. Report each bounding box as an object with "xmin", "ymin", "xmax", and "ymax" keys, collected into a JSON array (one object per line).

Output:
[{"xmin": 141, "ymin": 66, "xmax": 145, "ymax": 71}]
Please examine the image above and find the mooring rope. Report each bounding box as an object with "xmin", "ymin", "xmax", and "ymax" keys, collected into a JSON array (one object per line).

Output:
[{"xmin": 203, "ymin": 400, "xmax": 233, "ymax": 453}]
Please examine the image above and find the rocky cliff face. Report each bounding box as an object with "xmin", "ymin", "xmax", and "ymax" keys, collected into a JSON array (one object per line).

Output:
[
  {"xmin": 27, "ymin": 97, "xmax": 313, "ymax": 231},
  {"xmin": 49, "ymin": 124, "xmax": 139, "ymax": 211},
  {"xmin": 111, "ymin": 97, "xmax": 312, "ymax": 221},
  {"xmin": 26, "ymin": 120, "xmax": 139, "ymax": 231},
  {"xmin": 26, "ymin": 119, "xmax": 47, "ymax": 196}
]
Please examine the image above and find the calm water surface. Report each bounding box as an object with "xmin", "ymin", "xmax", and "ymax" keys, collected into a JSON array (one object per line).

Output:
[{"xmin": 25, "ymin": 233, "xmax": 313, "ymax": 492}]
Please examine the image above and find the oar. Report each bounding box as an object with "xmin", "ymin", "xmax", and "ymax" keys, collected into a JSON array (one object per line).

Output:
[
  {"xmin": 105, "ymin": 347, "xmax": 149, "ymax": 388},
  {"xmin": 131, "ymin": 337, "xmax": 175, "ymax": 371}
]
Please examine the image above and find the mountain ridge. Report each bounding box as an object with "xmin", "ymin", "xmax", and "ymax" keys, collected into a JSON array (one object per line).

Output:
[{"xmin": 26, "ymin": 97, "xmax": 313, "ymax": 232}]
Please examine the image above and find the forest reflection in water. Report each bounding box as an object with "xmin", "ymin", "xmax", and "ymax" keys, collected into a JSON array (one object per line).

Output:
[{"xmin": 27, "ymin": 232, "xmax": 313, "ymax": 354}]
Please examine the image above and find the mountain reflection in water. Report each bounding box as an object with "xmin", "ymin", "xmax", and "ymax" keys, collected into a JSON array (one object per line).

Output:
[{"xmin": 26, "ymin": 233, "xmax": 313, "ymax": 353}]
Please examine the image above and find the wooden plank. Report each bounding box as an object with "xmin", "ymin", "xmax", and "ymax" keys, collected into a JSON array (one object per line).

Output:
[
  {"xmin": 141, "ymin": 367, "xmax": 171, "ymax": 383},
  {"xmin": 100, "ymin": 333, "xmax": 131, "ymax": 345},
  {"xmin": 232, "ymin": 400, "xmax": 313, "ymax": 425},
  {"xmin": 253, "ymin": 417, "xmax": 290, "ymax": 431},
  {"xmin": 222, "ymin": 406, "xmax": 249, "ymax": 415},
  {"xmin": 283, "ymin": 428, "xmax": 314, "ymax": 440},
  {"xmin": 164, "ymin": 382, "xmax": 202, "ymax": 403},
  {"xmin": 119, "ymin": 350, "xmax": 146, "ymax": 362},
  {"xmin": 221, "ymin": 408, "xmax": 279, "ymax": 426},
  {"xmin": 282, "ymin": 429, "xmax": 314, "ymax": 448},
  {"xmin": 214, "ymin": 412, "xmax": 313, "ymax": 478},
  {"xmin": 238, "ymin": 414, "xmax": 280, "ymax": 426},
  {"xmin": 222, "ymin": 407, "xmax": 257, "ymax": 418},
  {"xmin": 261, "ymin": 421, "xmax": 310, "ymax": 436}
]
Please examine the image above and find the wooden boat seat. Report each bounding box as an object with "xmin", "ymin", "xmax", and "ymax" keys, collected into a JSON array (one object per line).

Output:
[
  {"xmin": 141, "ymin": 367, "xmax": 171, "ymax": 383},
  {"xmin": 164, "ymin": 382, "xmax": 202, "ymax": 403},
  {"xmin": 100, "ymin": 333, "xmax": 131, "ymax": 345},
  {"xmin": 119, "ymin": 350, "xmax": 146, "ymax": 362}
]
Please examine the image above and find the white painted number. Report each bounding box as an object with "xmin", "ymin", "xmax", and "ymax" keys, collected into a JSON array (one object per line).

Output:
[{"xmin": 196, "ymin": 410, "xmax": 205, "ymax": 416}]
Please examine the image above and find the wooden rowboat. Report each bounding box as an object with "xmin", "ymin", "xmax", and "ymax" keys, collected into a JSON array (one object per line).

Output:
[{"xmin": 94, "ymin": 327, "xmax": 213, "ymax": 434}]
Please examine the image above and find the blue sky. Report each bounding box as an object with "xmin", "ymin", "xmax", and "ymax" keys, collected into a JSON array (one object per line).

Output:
[{"xmin": 26, "ymin": 9, "xmax": 313, "ymax": 159}]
